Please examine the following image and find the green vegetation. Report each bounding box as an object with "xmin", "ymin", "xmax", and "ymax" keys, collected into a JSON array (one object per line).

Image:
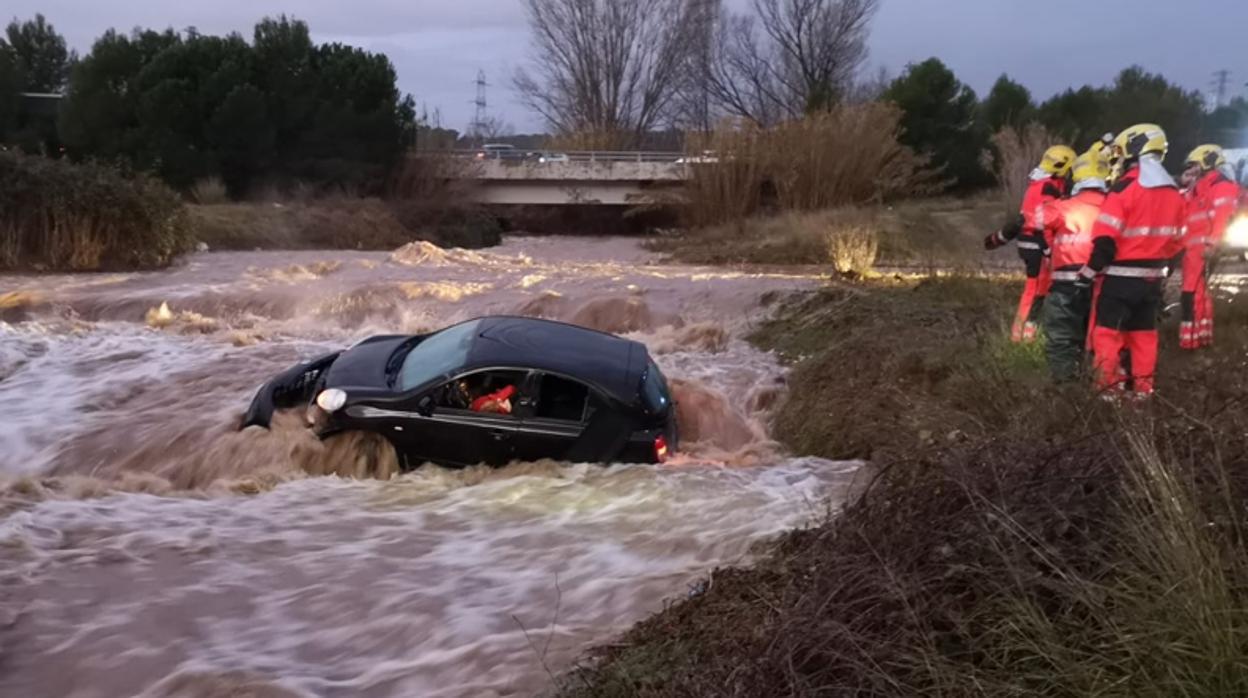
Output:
[
  {"xmin": 0, "ymin": 14, "xmax": 415, "ymax": 196},
  {"xmin": 0, "ymin": 150, "xmax": 189, "ymax": 270},
  {"xmin": 880, "ymin": 60, "xmax": 1238, "ymax": 191},
  {"xmin": 566, "ymin": 277, "xmax": 1248, "ymax": 697},
  {"xmin": 0, "ymin": 14, "xmax": 75, "ymax": 154},
  {"xmin": 885, "ymin": 59, "xmax": 993, "ymax": 191},
  {"xmin": 56, "ymin": 16, "xmax": 414, "ymax": 197}
]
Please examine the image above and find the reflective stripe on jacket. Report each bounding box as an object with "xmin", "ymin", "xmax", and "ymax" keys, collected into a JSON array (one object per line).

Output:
[
  {"xmin": 1042, "ymin": 189, "xmax": 1106, "ymax": 271},
  {"xmin": 1090, "ymin": 165, "xmax": 1186, "ymax": 269}
]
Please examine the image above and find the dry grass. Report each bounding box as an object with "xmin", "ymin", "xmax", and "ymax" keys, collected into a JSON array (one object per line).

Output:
[
  {"xmin": 189, "ymin": 199, "xmax": 412, "ymax": 251},
  {"xmin": 564, "ymin": 278, "xmax": 1248, "ymax": 697},
  {"xmin": 190, "ymin": 197, "xmax": 502, "ymax": 252},
  {"xmin": 647, "ymin": 195, "xmax": 1003, "ymax": 272},
  {"xmin": 985, "ymin": 123, "xmax": 1055, "ymax": 215},
  {"xmin": 189, "ymin": 177, "xmax": 230, "ymax": 205},
  {"xmin": 681, "ymin": 105, "xmax": 941, "ymax": 228}
]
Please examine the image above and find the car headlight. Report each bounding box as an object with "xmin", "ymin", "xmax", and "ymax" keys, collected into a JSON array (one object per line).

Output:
[
  {"xmin": 316, "ymin": 388, "xmax": 347, "ymax": 413},
  {"xmin": 1225, "ymin": 216, "xmax": 1248, "ymax": 249}
]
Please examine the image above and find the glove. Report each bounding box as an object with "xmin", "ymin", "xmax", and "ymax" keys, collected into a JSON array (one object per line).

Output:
[
  {"xmin": 984, "ymin": 231, "xmax": 1006, "ymax": 251},
  {"xmin": 1203, "ymin": 245, "xmax": 1218, "ymax": 265}
]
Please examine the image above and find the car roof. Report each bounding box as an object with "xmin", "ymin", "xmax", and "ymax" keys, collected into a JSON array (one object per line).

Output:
[{"xmin": 462, "ymin": 316, "xmax": 645, "ymax": 403}]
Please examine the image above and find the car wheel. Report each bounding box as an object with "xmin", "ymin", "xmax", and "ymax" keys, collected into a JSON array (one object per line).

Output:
[{"xmin": 319, "ymin": 431, "xmax": 401, "ymax": 480}]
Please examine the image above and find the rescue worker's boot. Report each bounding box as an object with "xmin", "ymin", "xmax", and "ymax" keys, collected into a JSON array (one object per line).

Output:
[
  {"xmin": 1041, "ymin": 285, "xmax": 1090, "ymax": 383},
  {"xmin": 1012, "ymin": 277, "xmax": 1040, "ymax": 343}
]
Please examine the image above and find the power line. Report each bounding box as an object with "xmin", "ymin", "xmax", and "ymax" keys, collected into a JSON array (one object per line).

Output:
[
  {"xmin": 470, "ymin": 69, "xmax": 489, "ymax": 142},
  {"xmin": 1210, "ymin": 69, "xmax": 1231, "ymax": 108}
]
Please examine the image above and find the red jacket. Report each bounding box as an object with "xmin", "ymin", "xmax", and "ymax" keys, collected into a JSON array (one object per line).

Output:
[
  {"xmin": 1022, "ymin": 176, "xmax": 1068, "ymax": 235},
  {"xmin": 471, "ymin": 385, "xmax": 516, "ymax": 414},
  {"xmin": 1042, "ymin": 189, "xmax": 1106, "ymax": 271},
  {"xmin": 1185, "ymin": 170, "xmax": 1241, "ymax": 246},
  {"xmin": 1089, "ymin": 165, "xmax": 1186, "ymax": 272}
]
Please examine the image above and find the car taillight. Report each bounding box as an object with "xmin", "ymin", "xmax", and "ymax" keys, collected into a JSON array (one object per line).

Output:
[{"xmin": 654, "ymin": 434, "xmax": 670, "ymax": 463}]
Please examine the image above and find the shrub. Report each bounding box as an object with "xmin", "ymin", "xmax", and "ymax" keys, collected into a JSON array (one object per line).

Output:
[
  {"xmin": 826, "ymin": 223, "xmax": 878, "ymax": 276},
  {"xmin": 0, "ymin": 151, "xmax": 191, "ymax": 270},
  {"xmin": 189, "ymin": 176, "xmax": 230, "ymax": 205},
  {"xmin": 388, "ymin": 202, "xmax": 502, "ymax": 249}
]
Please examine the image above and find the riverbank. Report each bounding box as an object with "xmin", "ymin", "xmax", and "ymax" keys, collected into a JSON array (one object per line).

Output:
[
  {"xmin": 189, "ymin": 199, "xmax": 502, "ymax": 252},
  {"xmin": 565, "ymin": 276, "xmax": 1248, "ymax": 696},
  {"xmin": 645, "ymin": 195, "xmax": 1005, "ymax": 272}
]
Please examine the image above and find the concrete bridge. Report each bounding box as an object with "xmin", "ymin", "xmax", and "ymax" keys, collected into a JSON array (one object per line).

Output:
[{"xmin": 421, "ymin": 151, "xmax": 694, "ymax": 206}]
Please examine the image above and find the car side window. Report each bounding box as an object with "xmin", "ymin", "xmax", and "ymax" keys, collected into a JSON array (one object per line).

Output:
[
  {"xmin": 536, "ymin": 374, "xmax": 590, "ymax": 422},
  {"xmin": 433, "ymin": 369, "xmax": 527, "ymax": 415}
]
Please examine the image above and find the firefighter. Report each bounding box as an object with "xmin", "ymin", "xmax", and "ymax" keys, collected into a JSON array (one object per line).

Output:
[
  {"xmin": 1078, "ymin": 124, "xmax": 1187, "ymax": 397},
  {"xmin": 985, "ymin": 144, "xmax": 1076, "ymax": 342},
  {"xmin": 1040, "ymin": 150, "xmax": 1110, "ymax": 382},
  {"xmin": 1179, "ymin": 144, "xmax": 1241, "ymax": 349}
]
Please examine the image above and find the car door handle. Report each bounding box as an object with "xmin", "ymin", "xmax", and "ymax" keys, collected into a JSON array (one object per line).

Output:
[{"xmin": 488, "ymin": 429, "xmax": 511, "ymax": 441}]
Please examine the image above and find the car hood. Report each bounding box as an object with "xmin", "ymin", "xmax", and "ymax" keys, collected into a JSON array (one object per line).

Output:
[{"xmin": 322, "ymin": 335, "xmax": 410, "ymax": 389}]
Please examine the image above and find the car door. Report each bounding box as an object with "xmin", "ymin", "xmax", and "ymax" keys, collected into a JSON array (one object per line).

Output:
[
  {"xmin": 513, "ymin": 372, "xmax": 593, "ymax": 463},
  {"xmin": 391, "ymin": 369, "xmax": 527, "ymax": 467}
]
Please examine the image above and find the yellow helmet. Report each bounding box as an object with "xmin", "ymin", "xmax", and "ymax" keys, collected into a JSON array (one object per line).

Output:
[
  {"xmin": 1039, "ymin": 145, "xmax": 1077, "ymax": 176},
  {"xmin": 1071, "ymin": 150, "xmax": 1111, "ymax": 184},
  {"xmin": 1112, "ymin": 123, "xmax": 1168, "ymax": 161},
  {"xmin": 1185, "ymin": 144, "xmax": 1226, "ymax": 171}
]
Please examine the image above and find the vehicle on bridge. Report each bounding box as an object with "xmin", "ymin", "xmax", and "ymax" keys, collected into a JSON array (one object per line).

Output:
[
  {"xmin": 242, "ymin": 316, "xmax": 678, "ymax": 469},
  {"xmin": 476, "ymin": 143, "xmax": 528, "ymax": 161}
]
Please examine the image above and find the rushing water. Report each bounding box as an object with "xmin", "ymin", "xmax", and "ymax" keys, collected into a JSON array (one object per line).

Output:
[{"xmin": 0, "ymin": 237, "xmax": 856, "ymax": 697}]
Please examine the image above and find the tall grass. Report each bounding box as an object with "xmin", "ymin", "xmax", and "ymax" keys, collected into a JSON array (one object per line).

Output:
[
  {"xmin": 986, "ymin": 123, "xmax": 1054, "ymax": 214},
  {"xmin": 0, "ymin": 151, "xmax": 191, "ymax": 270},
  {"xmin": 682, "ymin": 104, "xmax": 940, "ymax": 227}
]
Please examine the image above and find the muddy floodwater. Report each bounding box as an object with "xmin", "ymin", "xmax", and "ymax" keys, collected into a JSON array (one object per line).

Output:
[{"xmin": 0, "ymin": 237, "xmax": 856, "ymax": 697}]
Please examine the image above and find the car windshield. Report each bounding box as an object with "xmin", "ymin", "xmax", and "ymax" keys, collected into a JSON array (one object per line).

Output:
[{"xmin": 395, "ymin": 320, "xmax": 482, "ymax": 391}]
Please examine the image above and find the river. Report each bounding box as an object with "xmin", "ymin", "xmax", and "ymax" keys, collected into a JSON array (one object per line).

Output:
[{"xmin": 0, "ymin": 237, "xmax": 856, "ymax": 697}]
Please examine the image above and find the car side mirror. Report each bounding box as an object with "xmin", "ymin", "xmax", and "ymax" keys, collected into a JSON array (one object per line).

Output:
[{"xmin": 417, "ymin": 395, "xmax": 435, "ymax": 417}]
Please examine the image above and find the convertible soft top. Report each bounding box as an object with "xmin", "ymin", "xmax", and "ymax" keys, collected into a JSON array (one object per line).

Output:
[{"xmin": 462, "ymin": 316, "xmax": 645, "ymax": 404}]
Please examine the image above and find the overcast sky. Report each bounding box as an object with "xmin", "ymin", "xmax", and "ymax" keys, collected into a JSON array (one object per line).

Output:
[{"xmin": 9, "ymin": 0, "xmax": 1248, "ymax": 133}]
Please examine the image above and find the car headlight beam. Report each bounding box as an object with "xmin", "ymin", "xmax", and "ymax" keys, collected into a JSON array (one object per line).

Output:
[
  {"xmin": 1225, "ymin": 216, "xmax": 1248, "ymax": 249},
  {"xmin": 316, "ymin": 388, "xmax": 347, "ymax": 413}
]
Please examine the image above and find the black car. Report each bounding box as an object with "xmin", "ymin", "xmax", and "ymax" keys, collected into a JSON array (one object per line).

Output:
[{"xmin": 242, "ymin": 316, "xmax": 678, "ymax": 468}]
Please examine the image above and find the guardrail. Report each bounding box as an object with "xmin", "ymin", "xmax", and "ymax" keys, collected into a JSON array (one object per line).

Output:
[{"xmin": 416, "ymin": 149, "xmax": 687, "ymax": 163}]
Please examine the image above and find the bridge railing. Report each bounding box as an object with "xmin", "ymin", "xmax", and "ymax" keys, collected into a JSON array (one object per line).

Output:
[{"xmin": 420, "ymin": 149, "xmax": 687, "ymax": 163}]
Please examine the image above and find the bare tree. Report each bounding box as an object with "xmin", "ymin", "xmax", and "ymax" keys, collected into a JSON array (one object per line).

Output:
[
  {"xmin": 515, "ymin": 0, "xmax": 705, "ymax": 146},
  {"xmin": 704, "ymin": 0, "xmax": 879, "ymax": 125}
]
